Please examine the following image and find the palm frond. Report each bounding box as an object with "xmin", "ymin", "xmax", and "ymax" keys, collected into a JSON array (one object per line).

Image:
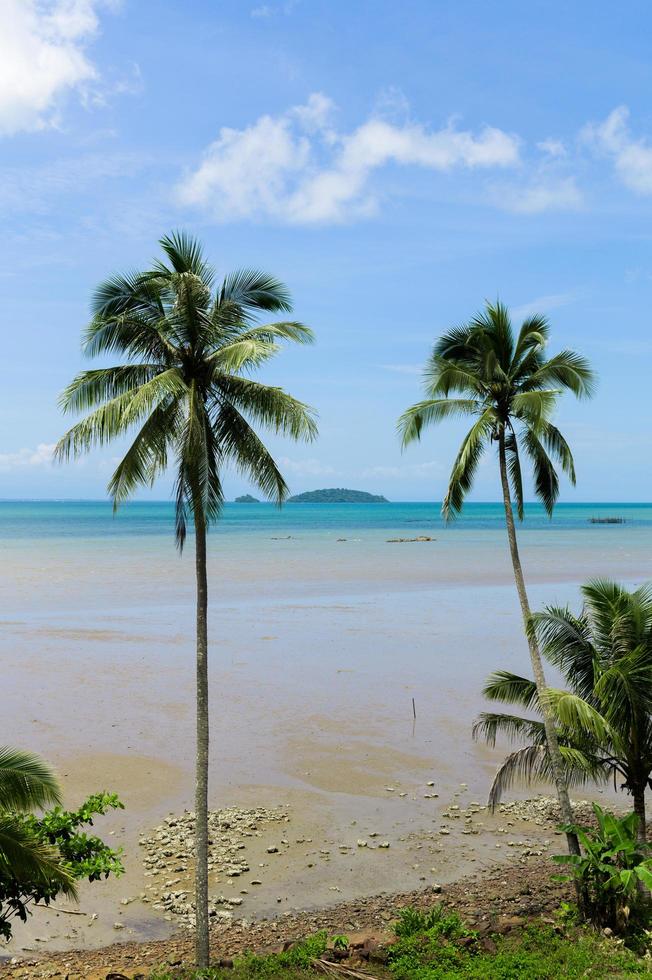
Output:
[
  {"xmin": 442, "ymin": 409, "xmax": 496, "ymax": 520},
  {"xmin": 472, "ymin": 712, "xmax": 546, "ymax": 748},
  {"xmin": 487, "ymin": 743, "xmax": 604, "ymax": 809},
  {"xmin": 59, "ymin": 366, "xmax": 165, "ymax": 414},
  {"xmin": 520, "ymin": 350, "xmax": 596, "ymax": 398},
  {"xmin": 542, "ymin": 688, "xmax": 613, "ymax": 742},
  {"xmin": 0, "ymin": 748, "xmax": 61, "ymax": 812},
  {"xmin": 512, "ymin": 313, "xmax": 549, "ymax": 364},
  {"xmin": 397, "ymin": 399, "xmax": 480, "ymax": 447},
  {"xmin": 158, "ymin": 230, "xmax": 213, "ymax": 285},
  {"xmin": 233, "ymin": 322, "xmax": 315, "ymax": 345},
  {"xmin": 505, "ymin": 430, "xmax": 524, "ymax": 520},
  {"xmin": 212, "ymin": 402, "xmax": 289, "ymax": 505},
  {"xmin": 522, "ymin": 426, "xmax": 559, "ymax": 516},
  {"xmin": 482, "ymin": 670, "xmax": 539, "ymax": 709},
  {"xmin": 528, "ymin": 607, "xmax": 597, "ymax": 701},
  {"xmin": 55, "ymin": 370, "xmax": 187, "ymax": 461},
  {"xmin": 215, "ymin": 376, "xmax": 318, "ymax": 442},
  {"xmin": 536, "ymin": 421, "xmax": 576, "ymax": 483},
  {"xmin": 0, "ymin": 814, "xmax": 76, "ymax": 897},
  {"xmin": 218, "ymin": 269, "xmax": 292, "ymax": 315}
]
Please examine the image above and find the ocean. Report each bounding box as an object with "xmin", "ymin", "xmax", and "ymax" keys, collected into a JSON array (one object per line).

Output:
[{"xmin": 1, "ymin": 498, "xmax": 650, "ymax": 539}]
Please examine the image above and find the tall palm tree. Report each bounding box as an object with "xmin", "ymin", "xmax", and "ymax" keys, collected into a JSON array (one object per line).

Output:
[
  {"xmin": 0, "ymin": 747, "xmax": 74, "ymax": 894},
  {"xmin": 474, "ymin": 580, "xmax": 652, "ymax": 841},
  {"xmin": 398, "ymin": 301, "xmax": 594, "ymax": 854},
  {"xmin": 56, "ymin": 232, "xmax": 317, "ymax": 966}
]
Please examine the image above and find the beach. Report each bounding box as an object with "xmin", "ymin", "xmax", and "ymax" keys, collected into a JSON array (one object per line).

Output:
[{"xmin": 2, "ymin": 501, "xmax": 651, "ymax": 958}]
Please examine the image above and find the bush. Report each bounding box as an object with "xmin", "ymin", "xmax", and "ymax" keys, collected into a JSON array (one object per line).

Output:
[
  {"xmin": 0, "ymin": 792, "xmax": 124, "ymax": 939},
  {"xmin": 553, "ymin": 804, "xmax": 652, "ymax": 934}
]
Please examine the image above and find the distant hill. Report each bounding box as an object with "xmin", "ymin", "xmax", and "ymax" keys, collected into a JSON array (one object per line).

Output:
[
  {"xmin": 234, "ymin": 494, "xmax": 260, "ymax": 503},
  {"xmin": 287, "ymin": 488, "xmax": 388, "ymax": 503}
]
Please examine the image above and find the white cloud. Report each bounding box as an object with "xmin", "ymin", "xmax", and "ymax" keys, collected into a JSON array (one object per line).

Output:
[
  {"xmin": 277, "ymin": 456, "xmax": 337, "ymax": 477},
  {"xmin": 537, "ymin": 139, "xmax": 567, "ymax": 158},
  {"xmin": 379, "ymin": 363, "xmax": 423, "ymax": 375},
  {"xmin": 0, "ymin": 150, "xmax": 150, "ymax": 213},
  {"xmin": 0, "ymin": 0, "xmax": 116, "ymax": 136},
  {"xmin": 251, "ymin": 0, "xmax": 299, "ymax": 16},
  {"xmin": 583, "ymin": 105, "xmax": 652, "ymax": 195},
  {"xmin": 361, "ymin": 461, "xmax": 444, "ymax": 480},
  {"xmin": 511, "ymin": 292, "xmax": 575, "ymax": 320},
  {"xmin": 178, "ymin": 94, "xmax": 520, "ymax": 224},
  {"xmin": 492, "ymin": 176, "xmax": 583, "ymax": 214},
  {"xmin": 0, "ymin": 443, "xmax": 55, "ymax": 471}
]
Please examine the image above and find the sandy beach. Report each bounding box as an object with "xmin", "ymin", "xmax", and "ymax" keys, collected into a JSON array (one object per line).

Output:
[{"xmin": 2, "ymin": 503, "xmax": 648, "ymax": 959}]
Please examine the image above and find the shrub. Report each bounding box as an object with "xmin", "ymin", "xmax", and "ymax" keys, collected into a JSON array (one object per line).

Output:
[{"xmin": 553, "ymin": 804, "xmax": 652, "ymax": 933}]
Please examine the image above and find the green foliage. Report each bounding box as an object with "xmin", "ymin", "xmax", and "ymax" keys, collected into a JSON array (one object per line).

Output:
[
  {"xmin": 150, "ymin": 933, "xmax": 332, "ymax": 979},
  {"xmin": 0, "ymin": 792, "xmax": 124, "ymax": 939},
  {"xmin": 236, "ymin": 932, "xmax": 328, "ymax": 976},
  {"xmin": 149, "ymin": 922, "xmax": 650, "ymax": 979},
  {"xmin": 56, "ymin": 231, "xmax": 317, "ymax": 550},
  {"xmin": 331, "ymin": 934, "xmax": 349, "ymax": 949},
  {"xmin": 474, "ymin": 579, "xmax": 652, "ymax": 815},
  {"xmin": 554, "ymin": 803, "xmax": 652, "ymax": 933},
  {"xmin": 394, "ymin": 904, "xmax": 470, "ymax": 940},
  {"xmin": 398, "ymin": 301, "xmax": 594, "ymax": 521},
  {"xmin": 389, "ymin": 923, "xmax": 648, "ymax": 980}
]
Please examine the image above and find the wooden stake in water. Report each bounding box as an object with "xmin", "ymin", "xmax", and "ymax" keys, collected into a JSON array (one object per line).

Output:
[{"xmin": 412, "ymin": 697, "xmax": 416, "ymax": 719}]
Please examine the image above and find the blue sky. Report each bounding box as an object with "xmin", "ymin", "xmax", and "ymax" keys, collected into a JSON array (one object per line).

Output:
[{"xmin": 1, "ymin": 0, "xmax": 651, "ymax": 501}]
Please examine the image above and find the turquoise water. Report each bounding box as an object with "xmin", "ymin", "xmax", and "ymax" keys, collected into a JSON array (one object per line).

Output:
[{"xmin": 0, "ymin": 499, "xmax": 649, "ymax": 539}]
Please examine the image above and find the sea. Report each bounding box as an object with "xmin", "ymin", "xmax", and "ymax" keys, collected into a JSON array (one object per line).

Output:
[{"xmin": 1, "ymin": 498, "xmax": 650, "ymax": 539}]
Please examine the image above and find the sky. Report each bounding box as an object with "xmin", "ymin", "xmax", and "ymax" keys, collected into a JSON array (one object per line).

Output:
[{"xmin": 1, "ymin": 0, "xmax": 651, "ymax": 502}]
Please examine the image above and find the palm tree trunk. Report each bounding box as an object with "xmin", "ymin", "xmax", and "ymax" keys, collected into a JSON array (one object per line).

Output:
[
  {"xmin": 193, "ymin": 503, "xmax": 210, "ymax": 967},
  {"xmin": 498, "ymin": 431, "xmax": 580, "ymax": 856},
  {"xmin": 633, "ymin": 787, "xmax": 647, "ymax": 843}
]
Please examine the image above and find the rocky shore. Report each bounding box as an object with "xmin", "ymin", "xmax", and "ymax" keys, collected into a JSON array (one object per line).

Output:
[
  {"xmin": 0, "ymin": 796, "xmax": 604, "ymax": 979},
  {"xmin": 139, "ymin": 806, "xmax": 290, "ymax": 928}
]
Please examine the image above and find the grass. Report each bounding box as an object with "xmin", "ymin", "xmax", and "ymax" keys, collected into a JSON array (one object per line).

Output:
[{"xmin": 149, "ymin": 916, "xmax": 651, "ymax": 979}]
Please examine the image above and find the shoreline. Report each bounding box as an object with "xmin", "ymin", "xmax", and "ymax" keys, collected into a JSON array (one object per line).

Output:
[
  {"xmin": 0, "ymin": 845, "xmax": 576, "ymax": 978},
  {"xmin": 1, "ymin": 767, "xmax": 605, "ymax": 965}
]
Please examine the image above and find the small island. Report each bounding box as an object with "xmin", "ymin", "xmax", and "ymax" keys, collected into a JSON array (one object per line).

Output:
[
  {"xmin": 234, "ymin": 494, "xmax": 260, "ymax": 503},
  {"xmin": 287, "ymin": 488, "xmax": 388, "ymax": 503}
]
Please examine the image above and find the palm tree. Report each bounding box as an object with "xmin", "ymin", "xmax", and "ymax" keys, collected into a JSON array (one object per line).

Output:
[
  {"xmin": 56, "ymin": 232, "xmax": 317, "ymax": 967},
  {"xmin": 474, "ymin": 580, "xmax": 652, "ymax": 842},
  {"xmin": 0, "ymin": 747, "xmax": 74, "ymax": 894},
  {"xmin": 398, "ymin": 301, "xmax": 594, "ymax": 855}
]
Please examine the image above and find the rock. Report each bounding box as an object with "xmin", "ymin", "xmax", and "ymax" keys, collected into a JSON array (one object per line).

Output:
[
  {"xmin": 357, "ymin": 839, "xmax": 368, "ymax": 847},
  {"xmin": 431, "ymin": 883, "xmax": 442, "ymax": 893},
  {"xmin": 113, "ymin": 922, "xmax": 125, "ymax": 930},
  {"xmin": 266, "ymin": 846, "xmax": 279, "ymax": 853},
  {"xmin": 495, "ymin": 915, "xmax": 525, "ymax": 934}
]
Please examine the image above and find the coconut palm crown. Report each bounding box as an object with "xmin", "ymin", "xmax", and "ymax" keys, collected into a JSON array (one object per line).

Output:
[
  {"xmin": 398, "ymin": 300, "xmax": 594, "ymax": 519},
  {"xmin": 474, "ymin": 580, "xmax": 652, "ymax": 839},
  {"xmin": 56, "ymin": 231, "xmax": 317, "ymax": 544}
]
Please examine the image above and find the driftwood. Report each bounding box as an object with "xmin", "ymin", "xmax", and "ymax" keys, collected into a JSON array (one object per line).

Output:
[
  {"xmin": 34, "ymin": 903, "xmax": 86, "ymax": 915},
  {"xmin": 312, "ymin": 958, "xmax": 383, "ymax": 980}
]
